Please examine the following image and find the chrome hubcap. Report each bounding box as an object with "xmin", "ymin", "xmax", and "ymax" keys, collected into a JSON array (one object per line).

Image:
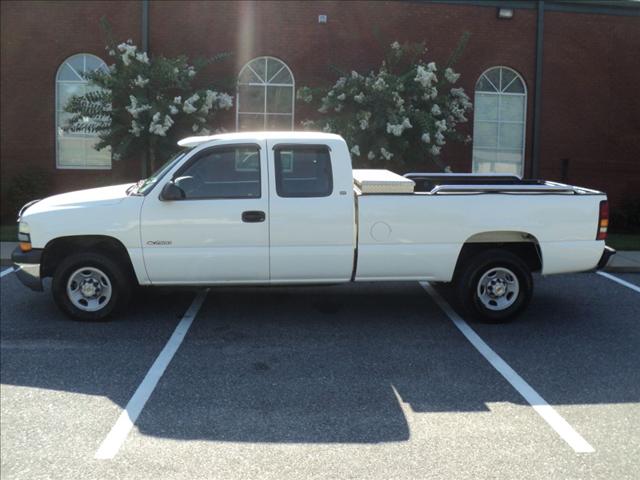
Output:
[
  {"xmin": 66, "ymin": 267, "xmax": 112, "ymax": 312},
  {"xmin": 477, "ymin": 267, "xmax": 519, "ymax": 311}
]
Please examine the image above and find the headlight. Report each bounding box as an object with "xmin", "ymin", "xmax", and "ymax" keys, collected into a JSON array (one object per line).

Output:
[{"xmin": 18, "ymin": 222, "xmax": 31, "ymax": 252}]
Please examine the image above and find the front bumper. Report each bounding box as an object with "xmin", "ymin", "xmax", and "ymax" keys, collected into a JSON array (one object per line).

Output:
[
  {"xmin": 597, "ymin": 246, "xmax": 616, "ymax": 270},
  {"xmin": 11, "ymin": 247, "xmax": 43, "ymax": 291}
]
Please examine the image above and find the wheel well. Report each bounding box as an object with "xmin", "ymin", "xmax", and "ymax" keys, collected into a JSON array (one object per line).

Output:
[
  {"xmin": 42, "ymin": 235, "xmax": 137, "ymax": 282},
  {"xmin": 453, "ymin": 240, "xmax": 542, "ymax": 280}
]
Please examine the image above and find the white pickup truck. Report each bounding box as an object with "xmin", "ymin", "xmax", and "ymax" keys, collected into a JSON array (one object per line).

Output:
[{"xmin": 12, "ymin": 132, "xmax": 614, "ymax": 322}]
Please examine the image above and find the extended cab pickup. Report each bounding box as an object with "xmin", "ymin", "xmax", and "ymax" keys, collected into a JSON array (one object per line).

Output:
[{"xmin": 12, "ymin": 132, "xmax": 615, "ymax": 322}]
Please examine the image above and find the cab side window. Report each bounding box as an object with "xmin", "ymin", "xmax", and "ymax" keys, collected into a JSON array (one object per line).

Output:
[
  {"xmin": 274, "ymin": 146, "xmax": 333, "ymax": 198},
  {"xmin": 176, "ymin": 146, "xmax": 261, "ymax": 199}
]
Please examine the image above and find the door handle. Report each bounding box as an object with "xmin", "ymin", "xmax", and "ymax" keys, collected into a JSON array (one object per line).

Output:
[{"xmin": 242, "ymin": 210, "xmax": 266, "ymax": 223}]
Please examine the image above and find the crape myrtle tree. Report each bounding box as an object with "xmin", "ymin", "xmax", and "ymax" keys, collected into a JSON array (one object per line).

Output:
[
  {"xmin": 297, "ymin": 37, "xmax": 473, "ymax": 172},
  {"xmin": 64, "ymin": 20, "xmax": 234, "ymax": 175}
]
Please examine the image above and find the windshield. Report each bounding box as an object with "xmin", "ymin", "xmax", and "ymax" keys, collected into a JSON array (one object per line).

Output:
[{"xmin": 136, "ymin": 148, "xmax": 193, "ymax": 195}]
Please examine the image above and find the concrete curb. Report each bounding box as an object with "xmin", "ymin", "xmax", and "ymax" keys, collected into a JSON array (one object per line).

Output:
[{"xmin": 1, "ymin": 241, "xmax": 639, "ymax": 273}]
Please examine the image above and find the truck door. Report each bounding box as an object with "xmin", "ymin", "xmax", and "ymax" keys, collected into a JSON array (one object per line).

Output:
[
  {"xmin": 267, "ymin": 140, "xmax": 355, "ymax": 283},
  {"xmin": 140, "ymin": 142, "xmax": 270, "ymax": 284}
]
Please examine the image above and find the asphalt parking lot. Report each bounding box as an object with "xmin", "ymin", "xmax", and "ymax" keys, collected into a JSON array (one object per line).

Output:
[{"xmin": 1, "ymin": 270, "xmax": 639, "ymax": 479}]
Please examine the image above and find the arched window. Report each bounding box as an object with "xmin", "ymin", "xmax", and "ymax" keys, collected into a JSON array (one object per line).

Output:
[
  {"xmin": 472, "ymin": 67, "xmax": 526, "ymax": 176},
  {"xmin": 236, "ymin": 57, "xmax": 294, "ymax": 131},
  {"xmin": 56, "ymin": 53, "xmax": 111, "ymax": 169}
]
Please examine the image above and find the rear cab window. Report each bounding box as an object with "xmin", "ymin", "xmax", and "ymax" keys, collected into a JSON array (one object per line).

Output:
[{"xmin": 273, "ymin": 145, "xmax": 333, "ymax": 198}]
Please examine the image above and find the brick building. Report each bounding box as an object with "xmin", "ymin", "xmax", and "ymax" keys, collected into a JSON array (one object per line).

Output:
[{"xmin": 1, "ymin": 0, "xmax": 639, "ymax": 220}]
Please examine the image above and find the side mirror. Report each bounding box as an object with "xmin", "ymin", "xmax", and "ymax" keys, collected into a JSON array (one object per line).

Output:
[{"xmin": 160, "ymin": 181, "xmax": 185, "ymax": 201}]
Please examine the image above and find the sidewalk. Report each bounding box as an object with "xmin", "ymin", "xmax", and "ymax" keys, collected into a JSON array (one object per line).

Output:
[{"xmin": 2, "ymin": 241, "xmax": 639, "ymax": 272}]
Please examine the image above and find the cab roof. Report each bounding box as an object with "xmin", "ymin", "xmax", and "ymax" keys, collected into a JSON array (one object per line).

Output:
[{"xmin": 178, "ymin": 131, "xmax": 344, "ymax": 148}]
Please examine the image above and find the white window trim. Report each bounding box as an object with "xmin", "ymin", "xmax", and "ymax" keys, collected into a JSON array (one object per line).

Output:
[
  {"xmin": 236, "ymin": 56, "xmax": 295, "ymax": 131},
  {"xmin": 55, "ymin": 53, "xmax": 111, "ymax": 170},
  {"xmin": 472, "ymin": 66, "xmax": 527, "ymax": 177}
]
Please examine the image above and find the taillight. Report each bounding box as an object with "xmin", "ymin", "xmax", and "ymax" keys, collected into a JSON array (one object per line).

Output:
[{"xmin": 596, "ymin": 200, "xmax": 609, "ymax": 240}]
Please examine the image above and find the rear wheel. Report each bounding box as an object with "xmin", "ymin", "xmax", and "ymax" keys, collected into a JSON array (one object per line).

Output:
[
  {"xmin": 52, "ymin": 252, "xmax": 131, "ymax": 321},
  {"xmin": 455, "ymin": 249, "xmax": 532, "ymax": 323}
]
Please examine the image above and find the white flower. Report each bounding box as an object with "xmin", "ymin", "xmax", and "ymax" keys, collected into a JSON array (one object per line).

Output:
[
  {"xmin": 414, "ymin": 65, "xmax": 437, "ymax": 88},
  {"xmin": 337, "ymin": 93, "xmax": 346, "ymax": 101},
  {"xmin": 373, "ymin": 76, "xmax": 387, "ymax": 91},
  {"xmin": 297, "ymin": 87, "xmax": 313, "ymax": 103},
  {"xmin": 391, "ymin": 41, "xmax": 401, "ymax": 51},
  {"xmin": 435, "ymin": 119, "xmax": 448, "ymax": 132},
  {"xmin": 301, "ymin": 119, "xmax": 315, "ymax": 129},
  {"xmin": 427, "ymin": 62, "xmax": 437, "ymax": 72},
  {"xmin": 135, "ymin": 52, "xmax": 149, "ymax": 64},
  {"xmin": 464, "ymin": 134, "xmax": 472, "ymax": 144},
  {"xmin": 367, "ymin": 151, "xmax": 375, "ymax": 160},
  {"xmin": 217, "ymin": 92, "xmax": 233, "ymax": 109},
  {"xmin": 358, "ymin": 111, "xmax": 371, "ymax": 130},
  {"xmin": 173, "ymin": 68, "xmax": 179, "ymax": 74},
  {"xmin": 354, "ymin": 92, "xmax": 365, "ymax": 103},
  {"xmin": 334, "ymin": 77, "xmax": 347, "ymax": 89},
  {"xmin": 129, "ymin": 120, "xmax": 143, "ymax": 137},
  {"xmin": 125, "ymin": 95, "xmax": 151, "ymax": 118},
  {"xmin": 187, "ymin": 66, "xmax": 196, "ymax": 77},
  {"xmin": 393, "ymin": 92, "xmax": 404, "ymax": 108},
  {"xmin": 173, "ymin": 96, "xmax": 182, "ymax": 104},
  {"xmin": 108, "ymin": 49, "xmax": 115, "ymax": 56},
  {"xmin": 421, "ymin": 133, "xmax": 431, "ymax": 144},
  {"xmin": 386, "ymin": 117, "xmax": 412, "ymax": 136},
  {"xmin": 444, "ymin": 67, "xmax": 460, "ymax": 84},
  {"xmin": 431, "ymin": 104, "xmax": 441, "ymax": 116},
  {"xmin": 444, "ymin": 166, "xmax": 453, "ymax": 173},
  {"xmin": 192, "ymin": 123, "xmax": 200, "ymax": 132},
  {"xmin": 149, "ymin": 112, "xmax": 174, "ymax": 136},
  {"xmin": 380, "ymin": 147, "xmax": 394, "ymax": 160},
  {"xmin": 200, "ymin": 127, "xmax": 210, "ymax": 135},
  {"xmin": 350, "ymin": 145, "xmax": 361, "ymax": 156},
  {"xmin": 183, "ymin": 93, "xmax": 200, "ymax": 114},
  {"xmin": 430, "ymin": 145, "xmax": 441, "ymax": 156},
  {"xmin": 351, "ymin": 70, "xmax": 360, "ymax": 79},
  {"xmin": 322, "ymin": 124, "xmax": 332, "ymax": 133},
  {"xmin": 169, "ymin": 105, "xmax": 179, "ymax": 115},
  {"xmin": 435, "ymin": 131, "xmax": 446, "ymax": 145},
  {"xmin": 133, "ymin": 75, "xmax": 149, "ymax": 87}
]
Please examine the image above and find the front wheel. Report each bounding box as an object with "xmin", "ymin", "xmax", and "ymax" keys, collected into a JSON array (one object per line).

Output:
[
  {"xmin": 454, "ymin": 249, "xmax": 533, "ymax": 323},
  {"xmin": 52, "ymin": 252, "xmax": 131, "ymax": 321}
]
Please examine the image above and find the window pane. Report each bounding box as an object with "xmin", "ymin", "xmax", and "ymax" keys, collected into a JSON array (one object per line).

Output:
[
  {"xmin": 493, "ymin": 161, "xmax": 521, "ymax": 174},
  {"xmin": 275, "ymin": 147, "xmax": 333, "ymax": 197},
  {"xmin": 474, "ymin": 93, "xmax": 498, "ymax": 121},
  {"xmin": 85, "ymin": 55, "xmax": 103, "ymax": 73},
  {"xmin": 475, "ymin": 75, "xmax": 496, "ymax": 92},
  {"xmin": 238, "ymin": 113, "xmax": 264, "ymax": 131},
  {"xmin": 238, "ymin": 85, "xmax": 265, "ymax": 113},
  {"xmin": 501, "ymin": 69, "xmax": 516, "ymax": 91},
  {"xmin": 85, "ymin": 140, "xmax": 111, "ymax": 167},
  {"xmin": 270, "ymin": 66, "xmax": 293, "ymax": 84},
  {"xmin": 235, "ymin": 148, "xmax": 260, "ymax": 171},
  {"xmin": 499, "ymin": 124, "xmax": 523, "ymax": 149},
  {"xmin": 485, "ymin": 69, "xmax": 500, "ymax": 90},
  {"xmin": 67, "ymin": 55, "xmax": 85, "ymax": 77},
  {"xmin": 57, "ymin": 63, "xmax": 80, "ymax": 81},
  {"xmin": 58, "ymin": 83, "xmax": 85, "ymax": 111},
  {"xmin": 499, "ymin": 95, "xmax": 525, "ymax": 122},
  {"xmin": 266, "ymin": 86, "xmax": 293, "ymax": 114},
  {"xmin": 265, "ymin": 114, "xmax": 293, "ymax": 131},
  {"xmin": 473, "ymin": 121, "xmax": 498, "ymax": 148},
  {"xmin": 176, "ymin": 147, "xmax": 261, "ymax": 199},
  {"xmin": 58, "ymin": 137, "xmax": 87, "ymax": 167},
  {"xmin": 238, "ymin": 67, "xmax": 261, "ymax": 85},
  {"xmin": 504, "ymin": 77, "xmax": 525, "ymax": 93},
  {"xmin": 267, "ymin": 58, "xmax": 285, "ymax": 82},
  {"xmin": 248, "ymin": 58, "xmax": 267, "ymax": 82}
]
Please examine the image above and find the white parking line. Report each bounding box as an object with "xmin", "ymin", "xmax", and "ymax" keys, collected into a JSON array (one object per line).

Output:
[
  {"xmin": 1, "ymin": 267, "xmax": 15, "ymax": 278},
  {"xmin": 95, "ymin": 289, "xmax": 208, "ymax": 460},
  {"xmin": 420, "ymin": 282, "xmax": 595, "ymax": 454},
  {"xmin": 596, "ymin": 271, "xmax": 640, "ymax": 293}
]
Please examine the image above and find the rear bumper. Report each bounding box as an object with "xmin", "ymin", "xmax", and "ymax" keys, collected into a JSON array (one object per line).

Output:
[
  {"xmin": 11, "ymin": 247, "xmax": 43, "ymax": 291},
  {"xmin": 597, "ymin": 246, "xmax": 616, "ymax": 270}
]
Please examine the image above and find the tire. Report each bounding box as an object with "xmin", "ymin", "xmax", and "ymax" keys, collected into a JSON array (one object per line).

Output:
[
  {"xmin": 52, "ymin": 252, "xmax": 131, "ymax": 321},
  {"xmin": 454, "ymin": 249, "xmax": 533, "ymax": 324}
]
